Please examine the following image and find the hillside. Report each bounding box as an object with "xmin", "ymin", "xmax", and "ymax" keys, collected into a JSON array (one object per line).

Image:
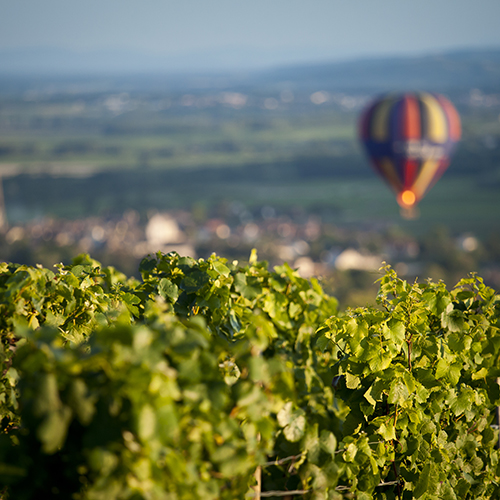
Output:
[
  {"xmin": 258, "ymin": 49, "xmax": 500, "ymax": 93},
  {"xmin": 0, "ymin": 47, "xmax": 499, "ymax": 94}
]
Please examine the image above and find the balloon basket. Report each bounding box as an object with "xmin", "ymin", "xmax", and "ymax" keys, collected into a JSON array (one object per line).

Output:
[{"xmin": 399, "ymin": 206, "xmax": 420, "ymax": 220}]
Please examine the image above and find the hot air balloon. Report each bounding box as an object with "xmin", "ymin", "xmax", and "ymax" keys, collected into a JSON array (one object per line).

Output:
[{"xmin": 359, "ymin": 92, "xmax": 461, "ymax": 216}]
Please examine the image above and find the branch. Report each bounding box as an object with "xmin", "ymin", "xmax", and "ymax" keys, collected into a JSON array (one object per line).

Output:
[
  {"xmin": 246, "ymin": 490, "xmax": 309, "ymax": 498},
  {"xmin": 262, "ymin": 453, "xmax": 304, "ymax": 467},
  {"xmin": 262, "ymin": 442, "xmax": 383, "ymax": 468},
  {"xmin": 246, "ymin": 480, "xmax": 402, "ymax": 497},
  {"xmin": 336, "ymin": 480, "xmax": 400, "ymax": 491}
]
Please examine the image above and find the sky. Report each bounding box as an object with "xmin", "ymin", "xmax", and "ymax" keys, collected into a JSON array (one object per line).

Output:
[{"xmin": 1, "ymin": 0, "xmax": 500, "ymax": 70}]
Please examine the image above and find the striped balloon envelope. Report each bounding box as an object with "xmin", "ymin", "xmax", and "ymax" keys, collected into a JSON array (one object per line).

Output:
[{"xmin": 359, "ymin": 92, "xmax": 461, "ymax": 213}]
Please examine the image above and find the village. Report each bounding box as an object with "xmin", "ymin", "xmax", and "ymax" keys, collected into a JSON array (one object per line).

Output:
[{"xmin": 2, "ymin": 205, "xmax": 498, "ymax": 307}]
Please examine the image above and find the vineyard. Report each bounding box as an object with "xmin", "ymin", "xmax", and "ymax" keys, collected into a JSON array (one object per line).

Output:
[{"xmin": 0, "ymin": 252, "xmax": 499, "ymax": 499}]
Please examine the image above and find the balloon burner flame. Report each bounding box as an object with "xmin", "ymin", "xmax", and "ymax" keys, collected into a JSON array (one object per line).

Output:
[{"xmin": 399, "ymin": 190, "xmax": 416, "ymax": 207}]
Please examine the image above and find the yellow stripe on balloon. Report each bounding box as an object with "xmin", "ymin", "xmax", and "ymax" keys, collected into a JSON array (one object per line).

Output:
[
  {"xmin": 371, "ymin": 98, "xmax": 396, "ymax": 141},
  {"xmin": 379, "ymin": 158, "xmax": 402, "ymax": 192},
  {"xmin": 412, "ymin": 159, "xmax": 440, "ymax": 198},
  {"xmin": 419, "ymin": 93, "xmax": 447, "ymax": 143}
]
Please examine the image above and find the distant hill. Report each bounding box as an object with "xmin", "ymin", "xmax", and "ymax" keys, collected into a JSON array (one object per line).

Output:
[
  {"xmin": 258, "ymin": 49, "xmax": 500, "ymax": 93},
  {"xmin": 0, "ymin": 46, "xmax": 335, "ymax": 76},
  {"xmin": 0, "ymin": 47, "xmax": 499, "ymax": 94}
]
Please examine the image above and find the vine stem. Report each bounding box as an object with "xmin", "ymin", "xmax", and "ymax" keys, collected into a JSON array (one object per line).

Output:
[
  {"xmin": 393, "ymin": 404, "xmax": 399, "ymax": 427},
  {"xmin": 408, "ymin": 340, "xmax": 412, "ymax": 371},
  {"xmin": 392, "ymin": 461, "xmax": 402, "ymax": 500},
  {"xmin": 406, "ymin": 332, "xmax": 413, "ymax": 372},
  {"xmin": 253, "ymin": 433, "xmax": 262, "ymax": 500},
  {"xmin": 497, "ymin": 378, "xmax": 500, "ymax": 450},
  {"xmin": 262, "ymin": 442, "xmax": 384, "ymax": 468},
  {"xmin": 252, "ymin": 466, "xmax": 261, "ymax": 500},
  {"xmin": 246, "ymin": 481, "xmax": 402, "ymax": 497},
  {"xmin": 262, "ymin": 453, "xmax": 304, "ymax": 466},
  {"xmin": 247, "ymin": 489, "xmax": 308, "ymax": 498}
]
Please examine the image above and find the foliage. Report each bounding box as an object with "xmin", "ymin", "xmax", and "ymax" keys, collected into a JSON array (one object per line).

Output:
[
  {"xmin": 1, "ymin": 309, "xmax": 292, "ymax": 499},
  {"xmin": 316, "ymin": 266, "xmax": 500, "ymax": 498},
  {"xmin": 0, "ymin": 253, "xmax": 499, "ymax": 499},
  {"xmin": 0, "ymin": 255, "xmax": 123, "ymax": 432}
]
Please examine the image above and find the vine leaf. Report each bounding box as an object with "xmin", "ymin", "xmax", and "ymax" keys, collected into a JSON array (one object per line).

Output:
[{"xmin": 414, "ymin": 462, "xmax": 438, "ymax": 498}]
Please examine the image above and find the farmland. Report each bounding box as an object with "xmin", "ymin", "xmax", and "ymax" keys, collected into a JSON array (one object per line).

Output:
[{"xmin": 0, "ymin": 80, "xmax": 499, "ymax": 231}]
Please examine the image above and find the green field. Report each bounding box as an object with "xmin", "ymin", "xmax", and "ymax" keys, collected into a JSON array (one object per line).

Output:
[
  {"xmin": 4, "ymin": 168, "xmax": 499, "ymax": 238},
  {"xmin": 1, "ymin": 87, "xmax": 499, "ymax": 238},
  {"xmin": 0, "ymin": 102, "xmax": 357, "ymax": 174}
]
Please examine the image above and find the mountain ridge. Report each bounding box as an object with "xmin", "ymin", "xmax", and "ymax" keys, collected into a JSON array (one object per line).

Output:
[{"xmin": 0, "ymin": 46, "xmax": 499, "ymax": 93}]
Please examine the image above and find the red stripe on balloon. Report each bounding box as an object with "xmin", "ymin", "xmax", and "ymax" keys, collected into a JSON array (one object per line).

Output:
[
  {"xmin": 402, "ymin": 95, "xmax": 421, "ymax": 140},
  {"xmin": 403, "ymin": 159, "xmax": 419, "ymax": 188}
]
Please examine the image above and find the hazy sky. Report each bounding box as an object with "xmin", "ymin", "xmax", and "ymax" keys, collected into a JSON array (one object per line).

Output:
[{"xmin": 2, "ymin": 0, "xmax": 500, "ymax": 66}]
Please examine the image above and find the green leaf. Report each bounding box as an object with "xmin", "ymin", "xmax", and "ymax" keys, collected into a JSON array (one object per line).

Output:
[
  {"xmin": 122, "ymin": 292, "xmax": 141, "ymax": 316},
  {"xmin": 278, "ymin": 402, "xmax": 306, "ymax": 442},
  {"xmin": 387, "ymin": 319, "xmax": 406, "ymax": 345},
  {"xmin": 357, "ymin": 492, "xmax": 372, "ymax": 500},
  {"xmin": 304, "ymin": 431, "xmax": 321, "ymax": 464},
  {"xmin": 448, "ymin": 333, "xmax": 471, "ymax": 353},
  {"xmin": 369, "ymin": 351, "xmax": 392, "ymax": 372},
  {"xmin": 315, "ymin": 333, "xmax": 330, "ymax": 352},
  {"xmin": 364, "ymin": 385, "xmax": 377, "ymax": 407},
  {"xmin": 435, "ymin": 359, "xmax": 449, "ymax": 379},
  {"xmin": 289, "ymin": 301, "xmax": 302, "ymax": 319},
  {"xmin": 139, "ymin": 257, "xmax": 157, "ymax": 274},
  {"xmin": 212, "ymin": 261, "xmax": 230, "ymax": 278},
  {"xmin": 319, "ymin": 430, "xmax": 337, "ymax": 456},
  {"xmin": 68, "ymin": 378, "xmax": 95, "ymax": 425},
  {"xmin": 342, "ymin": 442, "xmax": 357, "ymax": 462},
  {"xmin": 45, "ymin": 310, "xmax": 66, "ymax": 328},
  {"xmin": 33, "ymin": 373, "xmax": 61, "ymax": 417},
  {"xmin": 471, "ymin": 367, "xmax": 488, "ymax": 380},
  {"xmin": 446, "ymin": 363, "xmax": 462, "ymax": 386},
  {"xmin": 456, "ymin": 479, "xmax": 471, "ymax": 498},
  {"xmin": 388, "ymin": 378, "xmax": 409, "ymax": 405},
  {"xmin": 138, "ymin": 404, "xmax": 157, "ymax": 441},
  {"xmin": 69, "ymin": 265, "xmax": 85, "ymax": 277},
  {"xmin": 180, "ymin": 270, "xmax": 209, "ymax": 293},
  {"xmin": 402, "ymin": 371, "xmax": 416, "ymax": 393},
  {"xmin": 441, "ymin": 304, "xmax": 465, "ymax": 332},
  {"xmin": 347, "ymin": 319, "xmax": 367, "ymax": 356},
  {"xmin": 450, "ymin": 388, "xmax": 473, "ymax": 416},
  {"xmin": 414, "ymin": 462, "xmax": 438, "ymax": 498},
  {"xmin": 63, "ymin": 272, "xmax": 80, "ymax": 288},
  {"xmin": 345, "ymin": 372, "xmax": 361, "ymax": 389},
  {"xmin": 378, "ymin": 422, "xmax": 396, "ymax": 441},
  {"xmin": 158, "ymin": 278, "xmax": 179, "ymax": 302},
  {"xmin": 233, "ymin": 273, "xmax": 261, "ymax": 300},
  {"xmin": 277, "ymin": 402, "xmax": 293, "ymax": 427},
  {"xmin": 284, "ymin": 415, "xmax": 306, "ymax": 442},
  {"xmin": 438, "ymin": 482, "xmax": 457, "ymax": 500},
  {"xmin": 424, "ymin": 290, "xmax": 451, "ymax": 316},
  {"xmin": 37, "ymin": 406, "xmax": 73, "ymax": 454}
]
